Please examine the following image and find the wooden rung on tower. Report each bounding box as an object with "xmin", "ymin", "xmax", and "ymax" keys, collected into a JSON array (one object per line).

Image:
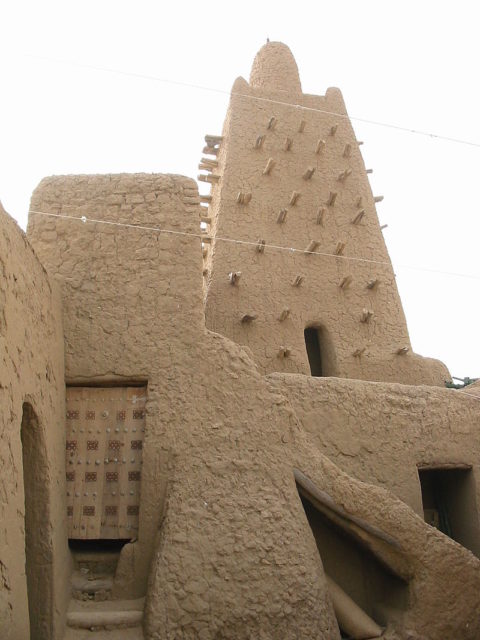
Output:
[
  {"xmin": 357, "ymin": 141, "xmax": 364, "ymax": 146},
  {"xmin": 267, "ymin": 116, "xmax": 277, "ymax": 130},
  {"xmin": 277, "ymin": 208, "xmax": 288, "ymax": 223},
  {"xmin": 316, "ymin": 207, "xmax": 326, "ymax": 225},
  {"xmin": 198, "ymin": 174, "xmax": 220, "ymax": 184},
  {"xmin": 202, "ymin": 246, "xmax": 208, "ymax": 258},
  {"xmin": 343, "ymin": 144, "xmax": 352, "ymax": 158},
  {"xmin": 200, "ymin": 195, "xmax": 212, "ymax": 203},
  {"xmin": 374, "ymin": 195, "xmax": 384, "ymax": 203},
  {"xmin": 366, "ymin": 279, "xmax": 379, "ymax": 289},
  {"xmin": 366, "ymin": 169, "xmax": 373, "ymax": 174},
  {"xmin": 330, "ymin": 124, "xmax": 338, "ymax": 135},
  {"xmin": 228, "ymin": 271, "xmax": 242, "ymax": 285},
  {"xmin": 316, "ymin": 139, "xmax": 326, "ymax": 154},
  {"xmin": 236, "ymin": 192, "xmax": 252, "ymax": 204},
  {"xmin": 200, "ymin": 216, "xmax": 212, "ymax": 224},
  {"xmin": 284, "ymin": 137, "xmax": 293, "ymax": 151},
  {"xmin": 279, "ymin": 308, "xmax": 290, "ymax": 321},
  {"xmin": 305, "ymin": 240, "xmax": 319, "ymax": 253},
  {"xmin": 327, "ymin": 192, "xmax": 337, "ymax": 206},
  {"xmin": 254, "ymin": 135, "xmax": 266, "ymax": 149},
  {"xmin": 338, "ymin": 169, "xmax": 352, "ymax": 182},
  {"xmin": 335, "ymin": 242, "xmax": 346, "ymax": 255},
  {"xmin": 205, "ymin": 135, "xmax": 223, "ymax": 146},
  {"xmin": 339, "ymin": 275, "xmax": 353, "ymax": 289},
  {"xmin": 263, "ymin": 158, "xmax": 275, "ymax": 175},
  {"xmin": 290, "ymin": 191, "xmax": 300, "ymax": 206},
  {"xmin": 303, "ymin": 167, "xmax": 316, "ymax": 180},
  {"xmin": 298, "ymin": 119, "xmax": 306, "ymax": 132},
  {"xmin": 356, "ymin": 196, "xmax": 363, "ymax": 207},
  {"xmin": 198, "ymin": 163, "xmax": 214, "ymax": 172},
  {"xmin": 203, "ymin": 146, "xmax": 219, "ymax": 156},
  {"xmin": 256, "ymin": 239, "xmax": 266, "ymax": 253},
  {"xmin": 351, "ymin": 210, "xmax": 365, "ymax": 225},
  {"xmin": 292, "ymin": 275, "xmax": 304, "ymax": 287},
  {"xmin": 396, "ymin": 346, "xmax": 409, "ymax": 355},
  {"xmin": 200, "ymin": 157, "xmax": 218, "ymax": 167},
  {"xmin": 241, "ymin": 313, "xmax": 257, "ymax": 323},
  {"xmin": 361, "ymin": 309, "xmax": 374, "ymax": 323}
]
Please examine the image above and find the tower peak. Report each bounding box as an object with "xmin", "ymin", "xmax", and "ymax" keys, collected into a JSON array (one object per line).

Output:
[{"xmin": 249, "ymin": 41, "xmax": 302, "ymax": 94}]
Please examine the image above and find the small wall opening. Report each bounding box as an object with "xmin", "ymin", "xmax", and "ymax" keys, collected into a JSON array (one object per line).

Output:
[
  {"xmin": 298, "ymin": 490, "xmax": 408, "ymax": 636},
  {"xmin": 21, "ymin": 402, "xmax": 52, "ymax": 640},
  {"xmin": 418, "ymin": 466, "xmax": 480, "ymax": 557},
  {"xmin": 304, "ymin": 325, "xmax": 335, "ymax": 377}
]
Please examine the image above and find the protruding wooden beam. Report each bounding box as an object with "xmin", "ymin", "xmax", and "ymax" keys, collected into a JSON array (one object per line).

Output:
[
  {"xmin": 256, "ymin": 239, "xmax": 266, "ymax": 253},
  {"xmin": 374, "ymin": 195, "xmax": 384, "ymax": 203},
  {"xmin": 202, "ymin": 246, "xmax": 208, "ymax": 258},
  {"xmin": 366, "ymin": 169, "xmax": 373, "ymax": 174},
  {"xmin": 198, "ymin": 174, "xmax": 220, "ymax": 184},
  {"xmin": 366, "ymin": 279, "xmax": 379, "ymax": 289},
  {"xmin": 380, "ymin": 224, "xmax": 388, "ymax": 230},
  {"xmin": 263, "ymin": 158, "xmax": 275, "ymax": 175},
  {"xmin": 298, "ymin": 119, "xmax": 306, "ymax": 132},
  {"xmin": 278, "ymin": 346, "xmax": 291, "ymax": 358},
  {"xmin": 339, "ymin": 275, "xmax": 353, "ymax": 289},
  {"xmin": 303, "ymin": 167, "xmax": 316, "ymax": 180},
  {"xmin": 205, "ymin": 134, "xmax": 223, "ymax": 146},
  {"xmin": 228, "ymin": 271, "xmax": 241, "ymax": 285},
  {"xmin": 327, "ymin": 192, "xmax": 337, "ymax": 206},
  {"xmin": 279, "ymin": 308, "xmax": 290, "ymax": 321},
  {"xmin": 284, "ymin": 137, "xmax": 293, "ymax": 151},
  {"xmin": 316, "ymin": 139, "xmax": 326, "ymax": 154},
  {"xmin": 357, "ymin": 141, "xmax": 364, "ymax": 146},
  {"xmin": 353, "ymin": 347, "xmax": 366, "ymax": 357},
  {"xmin": 200, "ymin": 195, "xmax": 212, "ymax": 203},
  {"xmin": 356, "ymin": 196, "xmax": 363, "ymax": 207},
  {"xmin": 316, "ymin": 207, "xmax": 326, "ymax": 225},
  {"xmin": 241, "ymin": 313, "xmax": 257, "ymax": 323},
  {"xmin": 335, "ymin": 242, "xmax": 346, "ymax": 255},
  {"xmin": 338, "ymin": 169, "xmax": 352, "ymax": 182},
  {"xmin": 203, "ymin": 268, "xmax": 208, "ymax": 276},
  {"xmin": 200, "ymin": 216, "xmax": 212, "ymax": 224},
  {"xmin": 290, "ymin": 191, "xmax": 300, "ymax": 206},
  {"xmin": 200, "ymin": 157, "xmax": 218, "ymax": 167},
  {"xmin": 201, "ymin": 236, "xmax": 212, "ymax": 244},
  {"xmin": 267, "ymin": 116, "xmax": 277, "ymax": 130},
  {"xmin": 236, "ymin": 192, "xmax": 252, "ymax": 204},
  {"xmin": 351, "ymin": 210, "xmax": 365, "ymax": 225},
  {"xmin": 343, "ymin": 143, "xmax": 352, "ymax": 158},
  {"xmin": 396, "ymin": 346, "xmax": 409, "ymax": 355},
  {"xmin": 361, "ymin": 309, "xmax": 374, "ymax": 323},
  {"xmin": 292, "ymin": 275, "xmax": 304, "ymax": 287},
  {"xmin": 203, "ymin": 146, "xmax": 219, "ymax": 156},
  {"xmin": 330, "ymin": 124, "xmax": 338, "ymax": 136},
  {"xmin": 305, "ymin": 240, "xmax": 319, "ymax": 254},
  {"xmin": 198, "ymin": 163, "xmax": 214, "ymax": 172},
  {"xmin": 254, "ymin": 135, "xmax": 266, "ymax": 149},
  {"xmin": 277, "ymin": 208, "xmax": 288, "ymax": 223}
]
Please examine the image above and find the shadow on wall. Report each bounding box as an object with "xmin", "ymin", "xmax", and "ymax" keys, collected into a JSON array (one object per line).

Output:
[
  {"xmin": 298, "ymin": 489, "xmax": 408, "ymax": 638},
  {"xmin": 21, "ymin": 402, "xmax": 53, "ymax": 640}
]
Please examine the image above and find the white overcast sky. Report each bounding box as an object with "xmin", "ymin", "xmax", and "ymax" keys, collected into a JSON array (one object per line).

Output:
[{"xmin": 1, "ymin": 0, "xmax": 479, "ymax": 379}]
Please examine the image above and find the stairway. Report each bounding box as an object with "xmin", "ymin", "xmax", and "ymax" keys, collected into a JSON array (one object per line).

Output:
[{"xmin": 64, "ymin": 547, "xmax": 144, "ymax": 638}]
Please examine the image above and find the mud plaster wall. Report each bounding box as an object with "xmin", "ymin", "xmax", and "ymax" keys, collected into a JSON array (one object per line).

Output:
[
  {"xmin": 27, "ymin": 175, "xmax": 480, "ymax": 639},
  {"xmin": 268, "ymin": 374, "xmax": 480, "ymax": 551},
  {"xmin": 204, "ymin": 43, "xmax": 448, "ymax": 387},
  {"xmin": 0, "ymin": 204, "xmax": 70, "ymax": 640}
]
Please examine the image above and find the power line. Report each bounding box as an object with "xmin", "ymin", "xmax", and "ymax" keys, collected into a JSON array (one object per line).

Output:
[
  {"xmin": 28, "ymin": 209, "xmax": 480, "ymax": 281},
  {"xmin": 25, "ymin": 54, "xmax": 480, "ymax": 149}
]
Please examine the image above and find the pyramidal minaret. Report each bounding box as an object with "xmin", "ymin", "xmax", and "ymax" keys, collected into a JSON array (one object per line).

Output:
[{"xmin": 200, "ymin": 41, "xmax": 448, "ymax": 386}]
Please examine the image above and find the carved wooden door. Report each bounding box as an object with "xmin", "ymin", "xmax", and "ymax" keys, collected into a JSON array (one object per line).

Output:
[{"xmin": 65, "ymin": 386, "xmax": 146, "ymax": 539}]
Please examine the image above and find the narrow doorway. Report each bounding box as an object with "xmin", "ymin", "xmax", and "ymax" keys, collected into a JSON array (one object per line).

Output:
[
  {"xmin": 304, "ymin": 327, "xmax": 323, "ymax": 376},
  {"xmin": 21, "ymin": 402, "xmax": 52, "ymax": 639},
  {"xmin": 418, "ymin": 465, "xmax": 480, "ymax": 557}
]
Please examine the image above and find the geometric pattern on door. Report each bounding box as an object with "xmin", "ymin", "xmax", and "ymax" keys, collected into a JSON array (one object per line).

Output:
[{"xmin": 65, "ymin": 386, "xmax": 146, "ymax": 539}]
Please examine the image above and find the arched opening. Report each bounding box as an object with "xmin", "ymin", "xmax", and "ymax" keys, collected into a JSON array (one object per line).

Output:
[
  {"xmin": 21, "ymin": 402, "xmax": 52, "ymax": 639},
  {"xmin": 304, "ymin": 325, "xmax": 335, "ymax": 376}
]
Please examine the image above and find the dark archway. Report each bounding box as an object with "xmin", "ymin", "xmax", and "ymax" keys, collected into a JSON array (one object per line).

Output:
[
  {"xmin": 21, "ymin": 402, "xmax": 52, "ymax": 639},
  {"xmin": 304, "ymin": 325, "xmax": 335, "ymax": 376}
]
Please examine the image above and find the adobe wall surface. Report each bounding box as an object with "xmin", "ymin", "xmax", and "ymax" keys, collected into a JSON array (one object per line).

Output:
[
  {"xmin": 203, "ymin": 42, "xmax": 448, "ymax": 386},
  {"xmin": 27, "ymin": 175, "xmax": 480, "ymax": 639},
  {"xmin": 268, "ymin": 374, "xmax": 480, "ymax": 539},
  {"xmin": 0, "ymin": 204, "xmax": 70, "ymax": 640}
]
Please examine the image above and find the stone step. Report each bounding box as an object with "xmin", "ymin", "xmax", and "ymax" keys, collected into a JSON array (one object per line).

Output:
[
  {"xmin": 64, "ymin": 625, "xmax": 144, "ymax": 639},
  {"xmin": 66, "ymin": 598, "xmax": 144, "ymax": 631},
  {"xmin": 71, "ymin": 570, "xmax": 113, "ymax": 601}
]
